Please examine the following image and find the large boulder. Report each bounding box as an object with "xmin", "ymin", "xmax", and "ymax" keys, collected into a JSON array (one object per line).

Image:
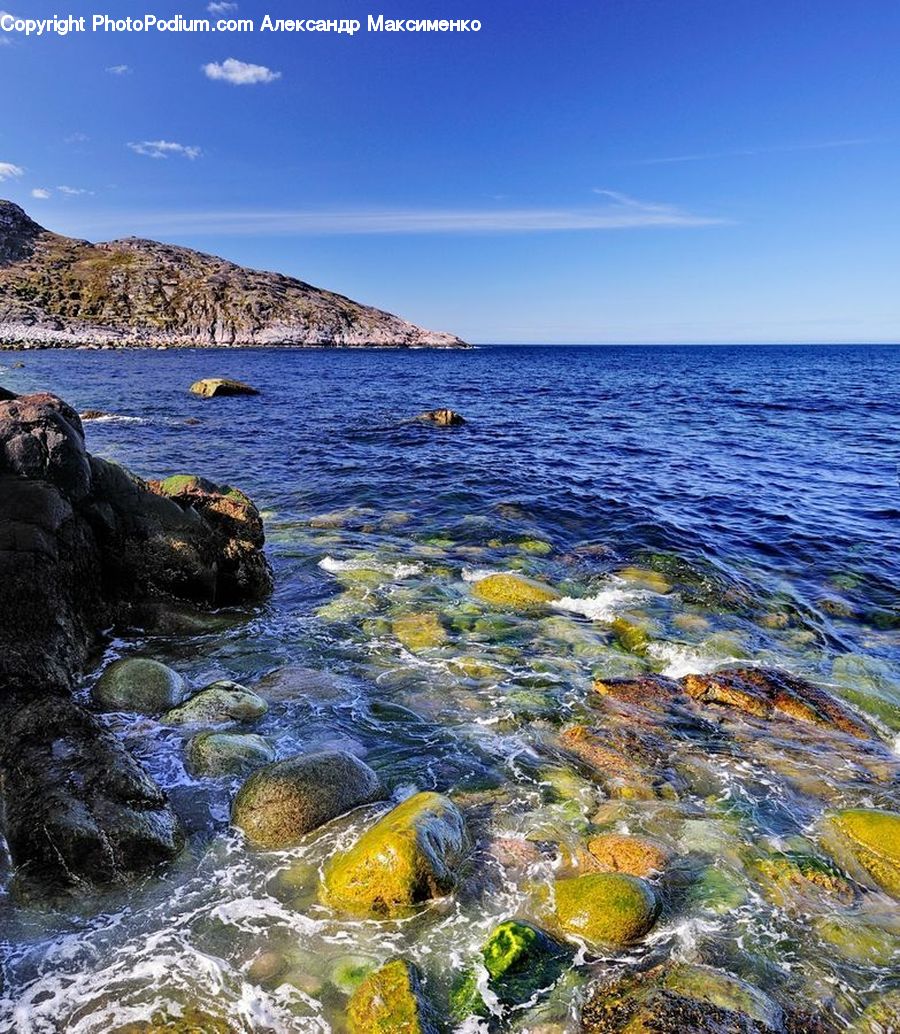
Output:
[
  {"xmin": 0, "ymin": 389, "xmax": 272, "ymax": 886},
  {"xmin": 320, "ymin": 791, "xmax": 469, "ymax": 918},
  {"xmin": 232, "ymin": 751, "xmax": 383, "ymax": 848},
  {"xmin": 554, "ymin": 873, "xmax": 659, "ymax": 948},
  {"xmin": 347, "ymin": 959, "xmax": 438, "ymax": 1034}
]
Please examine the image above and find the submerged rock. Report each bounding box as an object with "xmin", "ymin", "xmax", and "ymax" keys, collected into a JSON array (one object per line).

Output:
[
  {"xmin": 189, "ymin": 377, "xmax": 259, "ymax": 398},
  {"xmin": 162, "ymin": 679, "xmax": 268, "ymax": 726},
  {"xmin": 822, "ymin": 808, "xmax": 900, "ymax": 899},
  {"xmin": 232, "ymin": 751, "xmax": 382, "ymax": 848},
  {"xmin": 554, "ymin": 873, "xmax": 659, "ymax": 948},
  {"xmin": 751, "ymin": 849, "xmax": 855, "ymax": 912},
  {"xmin": 585, "ymin": 834, "xmax": 670, "ymax": 877},
  {"xmin": 473, "ymin": 572, "xmax": 560, "ymax": 611},
  {"xmin": 79, "ymin": 409, "xmax": 112, "ymax": 421},
  {"xmin": 417, "ymin": 408, "xmax": 465, "ymax": 426},
  {"xmin": 321, "ymin": 791, "xmax": 468, "ymax": 918},
  {"xmin": 580, "ymin": 964, "xmax": 788, "ymax": 1033},
  {"xmin": 186, "ymin": 731, "xmax": 275, "ymax": 776},
  {"xmin": 451, "ymin": 919, "xmax": 572, "ymax": 1020},
  {"xmin": 392, "ymin": 611, "xmax": 447, "ymax": 651},
  {"xmin": 850, "ymin": 991, "xmax": 900, "ymax": 1033},
  {"xmin": 93, "ymin": 658, "xmax": 188, "ymax": 714},
  {"xmin": 347, "ymin": 959, "xmax": 438, "ymax": 1034},
  {"xmin": 110, "ymin": 1006, "xmax": 231, "ymax": 1033}
]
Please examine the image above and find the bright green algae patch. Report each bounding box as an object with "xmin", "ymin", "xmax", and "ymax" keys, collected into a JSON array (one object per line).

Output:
[
  {"xmin": 826, "ymin": 809, "xmax": 900, "ymax": 898},
  {"xmin": 472, "ymin": 572, "xmax": 560, "ymax": 610},
  {"xmin": 450, "ymin": 920, "xmax": 572, "ymax": 1020}
]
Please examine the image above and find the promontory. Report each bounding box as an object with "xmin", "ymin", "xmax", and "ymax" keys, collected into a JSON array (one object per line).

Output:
[{"xmin": 0, "ymin": 200, "xmax": 467, "ymax": 349}]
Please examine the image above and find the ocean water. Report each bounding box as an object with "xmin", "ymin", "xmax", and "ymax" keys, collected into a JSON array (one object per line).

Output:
[{"xmin": 0, "ymin": 344, "xmax": 898, "ymax": 1032}]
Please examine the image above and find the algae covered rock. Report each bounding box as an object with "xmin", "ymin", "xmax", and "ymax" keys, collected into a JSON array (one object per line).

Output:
[
  {"xmin": 751, "ymin": 849, "xmax": 854, "ymax": 912},
  {"xmin": 162, "ymin": 680, "xmax": 268, "ymax": 726},
  {"xmin": 321, "ymin": 791, "xmax": 468, "ymax": 917},
  {"xmin": 473, "ymin": 572, "xmax": 560, "ymax": 611},
  {"xmin": 111, "ymin": 1006, "xmax": 232, "ymax": 1033},
  {"xmin": 347, "ymin": 958, "xmax": 438, "ymax": 1034},
  {"xmin": 554, "ymin": 873, "xmax": 659, "ymax": 948},
  {"xmin": 186, "ymin": 731, "xmax": 275, "ymax": 776},
  {"xmin": 93, "ymin": 658, "xmax": 188, "ymax": 714},
  {"xmin": 393, "ymin": 612, "xmax": 447, "ymax": 651},
  {"xmin": 232, "ymin": 750, "xmax": 382, "ymax": 848},
  {"xmin": 451, "ymin": 919, "xmax": 571, "ymax": 1020},
  {"xmin": 850, "ymin": 991, "xmax": 900, "ymax": 1033},
  {"xmin": 189, "ymin": 377, "xmax": 259, "ymax": 398},
  {"xmin": 823, "ymin": 808, "xmax": 900, "ymax": 898}
]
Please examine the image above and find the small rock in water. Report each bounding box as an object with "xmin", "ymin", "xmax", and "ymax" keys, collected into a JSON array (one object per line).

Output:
[
  {"xmin": 186, "ymin": 731, "xmax": 275, "ymax": 776},
  {"xmin": 189, "ymin": 377, "xmax": 259, "ymax": 398},
  {"xmin": 416, "ymin": 407, "xmax": 465, "ymax": 426},
  {"xmin": 232, "ymin": 750, "xmax": 383, "ymax": 848},
  {"xmin": 472, "ymin": 572, "xmax": 560, "ymax": 611},
  {"xmin": 584, "ymin": 833, "xmax": 670, "ymax": 877},
  {"xmin": 162, "ymin": 679, "xmax": 268, "ymax": 726},
  {"xmin": 79, "ymin": 409, "xmax": 111, "ymax": 421},
  {"xmin": 93, "ymin": 658, "xmax": 188, "ymax": 714}
]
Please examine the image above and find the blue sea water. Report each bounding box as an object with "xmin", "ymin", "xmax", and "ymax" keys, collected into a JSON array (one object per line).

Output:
[{"xmin": 0, "ymin": 344, "xmax": 898, "ymax": 1032}]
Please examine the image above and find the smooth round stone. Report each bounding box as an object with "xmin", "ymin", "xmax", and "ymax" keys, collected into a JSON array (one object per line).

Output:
[
  {"xmin": 162, "ymin": 680, "xmax": 268, "ymax": 726},
  {"xmin": 553, "ymin": 873, "xmax": 659, "ymax": 947},
  {"xmin": 93, "ymin": 658, "xmax": 188, "ymax": 714},
  {"xmin": 186, "ymin": 731, "xmax": 275, "ymax": 776}
]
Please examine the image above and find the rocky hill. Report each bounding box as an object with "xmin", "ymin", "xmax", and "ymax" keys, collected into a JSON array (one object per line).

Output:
[{"xmin": 0, "ymin": 200, "xmax": 466, "ymax": 348}]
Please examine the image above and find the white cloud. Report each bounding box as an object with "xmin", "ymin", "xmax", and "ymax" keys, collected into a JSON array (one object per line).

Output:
[
  {"xmin": 106, "ymin": 64, "xmax": 131, "ymax": 75},
  {"xmin": 30, "ymin": 188, "xmax": 51, "ymax": 199},
  {"xmin": 57, "ymin": 185, "xmax": 91, "ymax": 196},
  {"xmin": 65, "ymin": 132, "xmax": 90, "ymax": 144},
  {"xmin": 207, "ymin": 1, "xmax": 237, "ymax": 12},
  {"xmin": 0, "ymin": 161, "xmax": 24, "ymax": 181},
  {"xmin": 128, "ymin": 140, "xmax": 202, "ymax": 160},
  {"xmin": 203, "ymin": 57, "xmax": 280, "ymax": 86},
  {"xmin": 87, "ymin": 194, "xmax": 725, "ymax": 236}
]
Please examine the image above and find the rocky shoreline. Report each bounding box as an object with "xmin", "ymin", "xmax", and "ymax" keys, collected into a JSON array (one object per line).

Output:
[{"xmin": 1, "ymin": 388, "xmax": 898, "ymax": 1032}]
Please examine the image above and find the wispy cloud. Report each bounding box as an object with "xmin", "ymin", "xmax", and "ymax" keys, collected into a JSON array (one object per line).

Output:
[
  {"xmin": 630, "ymin": 138, "xmax": 875, "ymax": 165},
  {"xmin": 106, "ymin": 64, "xmax": 132, "ymax": 75},
  {"xmin": 81, "ymin": 192, "xmax": 725, "ymax": 236},
  {"xmin": 0, "ymin": 161, "xmax": 24, "ymax": 181},
  {"xmin": 207, "ymin": 1, "xmax": 238, "ymax": 12},
  {"xmin": 58, "ymin": 185, "xmax": 92, "ymax": 196},
  {"xmin": 31, "ymin": 188, "xmax": 50, "ymax": 200},
  {"xmin": 65, "ymin": 132, "xmax": 90, "ymax": 144},
  {"xmin": 128, "ymin": 140, "xmax": 202, "ymax": 160},
  {"xmin": 203, "ymin": 57, "xmax": 281, "ymax": 86}
]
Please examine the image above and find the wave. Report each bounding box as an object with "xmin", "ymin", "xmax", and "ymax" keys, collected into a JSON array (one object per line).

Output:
[{"xmin": 318, "ymin": 555, "xmax": 424, "ymax": 579}]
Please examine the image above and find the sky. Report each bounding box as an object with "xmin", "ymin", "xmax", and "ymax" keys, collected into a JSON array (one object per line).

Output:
[{"xmin": 1, "ymin": 0, "xmax": 899, "ymax": 344}]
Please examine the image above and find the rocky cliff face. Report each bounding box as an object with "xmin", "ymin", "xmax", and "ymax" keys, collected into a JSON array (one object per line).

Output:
[{"xmin": 0, "ymin": 200, "xmax": 467, "ymax": 348}]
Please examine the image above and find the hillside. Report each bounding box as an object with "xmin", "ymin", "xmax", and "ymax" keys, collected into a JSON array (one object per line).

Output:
[{"xmin": 0, "ymin": 201, "xmax": 466, "ymax": 348}]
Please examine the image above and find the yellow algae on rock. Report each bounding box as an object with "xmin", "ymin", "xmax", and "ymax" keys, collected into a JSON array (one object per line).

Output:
[
  {"xmin": 393, "ymin": 612, "xmax": 447, "ymax": 651},
  {"xmin": 616, "ymin": 566, "xmax": 672, "ymax": 593},
  {"xmin": 473, "ymin": 573, "xmax": 559, "ymax": 611}
]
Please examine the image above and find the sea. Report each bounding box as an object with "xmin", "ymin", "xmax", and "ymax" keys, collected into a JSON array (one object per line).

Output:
[{"xmin": 0, "ymin": 344, "xmax": 897, "ymax": 1032}]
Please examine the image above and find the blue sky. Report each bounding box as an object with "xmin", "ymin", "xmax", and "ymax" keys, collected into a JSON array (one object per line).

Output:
[{"xmin": 1, "ymin": 0, "xmax": 898, "ymax": 343}]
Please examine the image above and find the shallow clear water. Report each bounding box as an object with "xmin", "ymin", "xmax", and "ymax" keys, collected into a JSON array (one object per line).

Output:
[{"xmin": 0, "ymin": 344, "xmax": 898, "ymax": 1032}]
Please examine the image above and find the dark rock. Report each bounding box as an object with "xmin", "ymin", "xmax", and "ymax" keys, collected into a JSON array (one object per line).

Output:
[
  {"xmin": 417, "ymin": 408, "xmax": 466, "ymax": 426},
  {"xmin": 0, "ymin": 389, "xmax": 273, "ymax": 887},
  {"xmin": 0, "ymin": 694, "xmax": 184, "ymax": 887},
  {"xmin": 79, "ymin": 409, "xmax": 111, "ymax": 421}
]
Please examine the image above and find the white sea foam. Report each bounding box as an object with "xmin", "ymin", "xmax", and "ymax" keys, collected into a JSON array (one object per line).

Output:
[
  {"xmin": 461, "ymin": 567, "xmax": 494, "ymax": 583},
  {"xmin": 82, "ymin": 413, "xmax": 144, "ymax": 424},
  {"xmin": 318, "ymin": 556, "xmax": 423, "ymax": 578},
  {"xmin": 551, "ymin": 587, "xmax": 646, "ymax": 621},
  {"xmin": 646, "ymin": 641, "xmax": 740, "ymax": 679}
]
